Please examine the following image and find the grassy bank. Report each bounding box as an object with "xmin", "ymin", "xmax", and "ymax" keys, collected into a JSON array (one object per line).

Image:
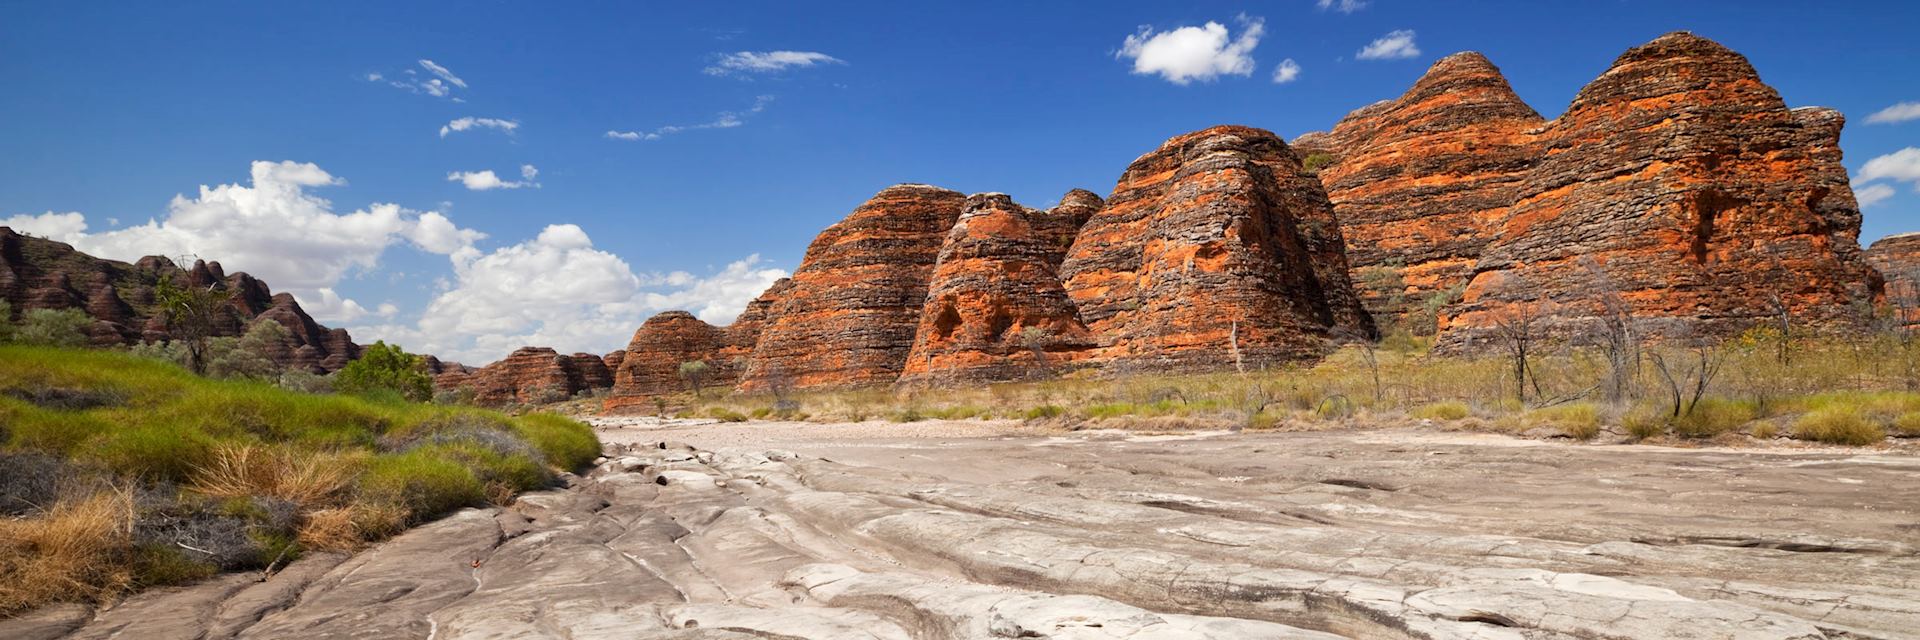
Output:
[
  {"xmin": 0, "ymin": 345, "xmax": 598, "ymax": 616},
  {"xmin": 659, "ymin": 334, "xmax": 1920, "ymax": 447}
]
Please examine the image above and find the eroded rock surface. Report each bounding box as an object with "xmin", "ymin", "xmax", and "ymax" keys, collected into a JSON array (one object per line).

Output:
[
  {"xmin": 1060, "ymin": 125, "xmax": 1374, "ymax": 371},
  {"xmin": 462, "ymin": 346, "xmax": 593, "ymax": 405},
  {"xmin": 1295, "ymin": 52, "xmax": 1543, "ymax": 326},
  {"xmin": 607, "ymin": 311, "xmax": 736, "ymax": 410},
  {"xmin": 1870, "ymin": 233, "xmax": 1920, "ymax": 321},
  {"xmin": 26, "ymin": 427, "xmax": 1918, "ymax": 639},
  {"xmin": 741, "ymin": 185, "xmax": 967, "ymax": 390},
  {"xmin": 901, "ymin": 193, "xmax": 1095, "ymax": 384},
  {"xmin": 1438, "ymin": 33, "xmax": 1879, "ymax": 348}
]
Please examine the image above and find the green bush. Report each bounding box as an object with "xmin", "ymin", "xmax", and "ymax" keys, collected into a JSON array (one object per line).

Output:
[
  {"xmin": 1024, "ymin": 405, "xmax": 1066, "ymax": 420},
  {"xmin": 1530, "ymin": 403, "xmax": 1601, "ymax": 440},
  {"xmin": 1622, "ymin": 406, "xmax": 1667, "ymax": 440},
  {"xmin": 706, "ymin": 407, "xmax": 749, "ymax": 423},
  {"xmin": 1671, "ymin": 398, "xmax": 1756, "ymax": 438},
  {"xmin": 13, "ymin": 309, "xmax": 92, "ymax": 348},
  {"xmin": 510, "ymin": 413, "xmax": 601, "ymax": 470},
  {"xmin": 358, "ymin": 450, "xmax": 485, "ymax": 520},
  {"xmin": 1792, "ymin": 408, "xmax": 1885, "ymax": 446},
  {"xmin": 1893, "ymin": 412, "xmax": 1920, "ymax": 437},
  {"xmin": 333, "ymin": 341, "xmax": 432, "ymax": 402},
  {"xmin": 1411, "ymin": 401, "xmax": 1470, "ymax": 421}
]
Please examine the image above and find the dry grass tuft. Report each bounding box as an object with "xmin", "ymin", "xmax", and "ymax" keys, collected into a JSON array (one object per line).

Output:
[
  {"xmin": 190, "ymin": 443, "xmax": 361, "ymax": 508},
  {"xmin": 0, "ymin": 490, "xmax": 135, "ymax": 615}
]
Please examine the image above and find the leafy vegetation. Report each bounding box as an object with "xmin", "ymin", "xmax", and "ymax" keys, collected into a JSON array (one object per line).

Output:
[
  {"xmin": 0, "ymin": 345, "xmax": 597, "ymax": 615},
  {"xmin": 333, "ymin": 341, "xmax": 433, "ymax": 402}
]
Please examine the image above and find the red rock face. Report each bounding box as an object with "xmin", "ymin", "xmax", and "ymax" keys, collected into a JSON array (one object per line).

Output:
[
  {"xmin": 1869, "ymin": 234, "xmax": 1920, "ymax": 322},
  {"xmin": 601, "ymin": 349, "xmax": 627, "ymax": 374},
  {"xmin": 739, "ymin": 185, "xmax": 967, "ymax": 390},
  {"xmin": 1059, "ymin": 125, "xmax": 1374, "ymax": 371},
  {"xmin": 570, "ymin": 352, "xmax": 614, "ymax": 389},
  {"xmin": 605, "ymin": 311, "xmax": 734, "ymax": 410},
  {"xmin": 900, "ymin": 193, "xmax": 1096, "ymax": 384},
  {"xmin": 1437, "ymin": 33, "xmax": 1879, "ymax": 348},
  {"xmin": 464, "ymin": 347, "xmax": 587, "ymax": 406},
  {"xmin": 1295, "ymin": 52, "xmax": 1544, "ymax": 327},
  {"xmin": 0, "ymin": 227, "xmax": 361, "ymax": 372}
]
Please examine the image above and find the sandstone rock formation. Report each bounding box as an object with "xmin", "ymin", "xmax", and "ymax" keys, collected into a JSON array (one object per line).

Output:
[
  {"xmin": 0, "ymin": 227, "xmax": 360, "ymax": 371},
  {"xmin": 461, "ymin": 347, "xmax": 610, "ymax": 406},
  {"xmin": 1059, "ymin": 125, "xmax": 1374, "ymax": 371},
  {"xmin": 1869, "ymin": 233, "xmax": 1920, "ymax": 323},
  {"xmin": 900, "ymin": 193, "xmax": 1095, "ymax": 384},
  {"xmin": 1436, "ymin": 33, "xmax": 1879, "ymax": 348},
  {"xmin": 1294, "ymin": 52, "xmax": 1544, "ymax": 328},
  {"xmin": 739, "ymin": 185, "xmax": 967, "ymax": 390},
  {"xmin": 605, "ymin": 311, "xmax": 735, "ymax": 410}
]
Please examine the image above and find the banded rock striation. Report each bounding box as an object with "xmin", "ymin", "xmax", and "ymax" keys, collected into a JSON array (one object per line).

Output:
[
  {"xmin": 0, "ymin": 226, "xmax": 359, "ymax": 372},
  {"xmin": 900, "ymin": 193, "xmax": 1096, "ymax": 384},
  {"xmin": 1436, "ymin": 33, "xmax": 1878, "ymax": 348},
  {"xmin": 605, "ymin": 311, "xmax": 735, "ymax": 410},
  {"xmin": 1868, "ymin": 233, "xmax": 1920, "ymax": 322},
  {"xmin": 1059, "ymin": 125, "xmax": 1374, "ymax": 371},
  {"xmin": 1295, "ymin": 52, "xmax": 1544, "ymax": 327},
  {"xmin": 739, "ymin": 185, "xmax": 967, "ymax": 390},
  {"xmin": 461, "ymin": 347, "xmax": 612, "ymax": 406}
]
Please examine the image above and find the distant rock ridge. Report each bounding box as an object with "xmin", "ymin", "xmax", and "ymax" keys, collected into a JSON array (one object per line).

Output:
[
  {"xmin": 0, "ymin": 226, "xmax": 360, "ymax": 372},
  {"xmin": 1869, "ymin": 234, "xmax": 1920, "ymax": 323}
]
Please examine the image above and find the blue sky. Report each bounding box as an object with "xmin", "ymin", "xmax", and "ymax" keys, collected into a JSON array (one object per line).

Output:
[{"xmin": 3, "ymin": 1, "xmax": 1918, "ymax": 363}]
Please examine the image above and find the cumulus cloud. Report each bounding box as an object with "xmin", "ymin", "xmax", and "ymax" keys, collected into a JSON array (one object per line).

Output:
[
  {"xmin": 1117, "ymin": 14, "xmax": 1264, "ymax": 85},
  {"xmin": 439, "ymin": 117, "xmax": 518, "ymax": 138},
  {"xmin": 366, "ymin": 59, "xmax": 470, "ymax": 100},
  {"xmin": 447, "ymin": 165, "xmax": 540, "ymax": 191},
  {"xmin": 1860, "ymin": 147, "xmax": 1920, "ymax": 185},
  {"xmin": 606, "ymin": 95, "xmax": 773, "ymax": 142},
  {"xmin": 1358, "ymin": 29, "xmax": 1421, "ymax": 60},
  {"xmin": 1855, "ymin": 183, "xmax": 1896, "ymax": 208},
  {"xmin": 1316, "ymin": 0, "xmax": 1368, "ymax": 13},
  {"xmin": 350, "ymin": 224, "xmax": 788, "ymax": 365},
  {"xmin": 704, "ymin": 51, "xmax": 844, "ymax": 76},
  {"xmin": 1272, "ymin": 58, "xmax": 1302, "ymax": 84},
  {"xmin": 1866, "ymin": 102, "xmax": 1920, "ymax": 125},
  {"xmin": 3, "ymin": 161, "xmax": 485, "ymax": 324}
]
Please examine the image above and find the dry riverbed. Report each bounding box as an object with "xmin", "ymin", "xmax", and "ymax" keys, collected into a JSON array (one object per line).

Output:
[{"xmin": 9, "ymin": 418, "xmax": 1919, "ymax": 639}]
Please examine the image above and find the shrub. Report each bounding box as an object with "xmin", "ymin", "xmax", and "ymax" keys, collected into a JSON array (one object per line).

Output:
[
  {"xmin": 358, "ymin": 451, "xmax": 484, "ymax": 521},
  {"xmin": 1751, "ymin": 422, "xmax": 1780, "ymax": 439},
  {"xmin": 333, "ymin": 341, "xmax": 432, "ymax": 402},
  {"xmin": 509, "ymin": 414, "xmax": 599, "ymax": 470},
  {"xmin": 0, "ymin": 452, "xmax": 67, "ymax": 515},
  {"xmin": 1622, "ymin": 406, "xmax": 1667, "ymax": 440},
  {"xmin": 1530, "ymin": 403, "xmax": 1601, "ymax": 440},
  {"xmin": 1411, "ymin": 401, "xmax": 1470, "ymax": 421},
  {"xmin": 1793, "ymin": 408, "xmax": 1885, "ymax": 446},
  {"xmin": 889, "ymin": 408, "xmax": 926, "ymax": 423},
  {"xmin": 1893, "ymin": 412, "xmax": 1920, "ymax": 437},
  {"xmin": 1671, "ymin": 398, "xmax": 1756, "ymax": 438},
  {"xmin": 277, "ymin": 370, "xmax": 334, "ymax": 395},
  {"xmin": 13, "ymin": 308, "xmax": 92, "ymax": 348},
  {"xmin": 1024, "ymin": 405, "xmax": 1066, "ymax": 420},
  {"xmin": 706, "ymin": 407, "xmax": 749, "ymax": 423}
]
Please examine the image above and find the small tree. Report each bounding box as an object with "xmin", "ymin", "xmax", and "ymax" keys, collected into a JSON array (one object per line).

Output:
[
  {"xmin": 1578, "ymin": 257, "xmax": 1641, "ymax": 405},
  {"xmin": 679, "ymin": 360, "xmax": 711, "ymax": 398},
  {"xmin": 206, "ymin": 320, "xmax": 288, "ymax": 379},
  {"xmin": 1485, "ymin": 275, "xmax": 1549, "ymax": 405},
  {"xmin": 14, "ymin": 308, "xmax": 92, "ymax": 348},
  {"xmin": 154, "ymin": 275, "xmax": 225, "ymax": 375},
  {"xmin": 1019, "ymin": 327, "xmax": 1057, "ymax": 378},
  {"xmin": 334, "ymin": 341, "xmax": 432, "ymax": 402}
]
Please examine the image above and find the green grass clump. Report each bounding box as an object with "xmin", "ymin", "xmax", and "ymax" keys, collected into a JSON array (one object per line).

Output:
[
  {"xmin": 1530, "ymin": 403, "xmax": 1601, "ymax": 440},
  {"xmin": 1792, "ymin": 407, "xmax": 1885, "ymax": 446},
  {"xmin": 1671, "ymin": 398, "xmax": 1756, "ymax": 438},
  {"xmin": 1893, "ymin": 412, "xmax": 1920, "ymax": 437},
  {"xmin": 509, "ymin": 413, "xmax": 600, "ymax": 470},
  {"xmin": 1024, "ymin": 405, "xmax": 1066, "ymax": 420},
  {"xmin": 1622, "ymin": 406, "xmax": 1667, "ymax": 440},
  {"xmin": 359, "ymin": 449, "xmax": 486, "ymax": 520},
  {"xmin": 1410, "ymin": 401, "xmax": 1470, "ymax": 421},
  {"xmin": 706, "ymin": 407, "xmax": 749, "ymax": 423}
]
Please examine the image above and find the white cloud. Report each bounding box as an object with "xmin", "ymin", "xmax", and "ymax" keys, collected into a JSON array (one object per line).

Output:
[
  {"xmin": 1856, "ymin": 183, "xmax": 1896, "ymax": 208},
  {"xmin": 1860, "ymin": 147, "xmax": 1920, "ymax": 185},
  {"xmin": 606, "ymin": 95, "xmax": 773, "ymax": 142},
  {"xmin": 1117, "ymin": 14, "xmax": 1264, "ymax": 85},
  {"xmin": 351, "ymin": 224, "xmax": 788, "ymax": 364},
  {"xmin": 439, "ymin": 117, "xmax": 519, "ymax": 138},
  {"xmin": 704, "ymin": 51, "xmax": 844, "ymax": 76},
  {"xmin": 448, "ymin": 164, "xmax": 540, "ymax": 191},
  {"xmin": 4, "ymin": 161, "xmax": 485, "ymax": 324},
  {"xmin": 1316, "ymin": 0, "xmax": 1368, "ymax": 13},
  {"xmin": 1358, "ymin": 29, "xmax": 1421, "ymax": 60},
  {"xmin": 365, "ymin": 59, "xmax": 469, "ymax": 100},
  {"xmin": 417, "ymin": 59, "xmax": 467, "ymax": 89},
  {"xmin": 1866, "ymin": 101, "xmax": 1920, "ymax": 125},
  {"xmin": 1272, "ymin": 58, "xmax": 1302, "ymax": 84}
]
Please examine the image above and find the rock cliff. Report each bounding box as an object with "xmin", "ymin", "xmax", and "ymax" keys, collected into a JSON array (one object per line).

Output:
[
  {"xmin": 461, "ymin": 347, "xmax": 609, "ymax": 406},
  {"xmin": 739, "ymin": 185, "xmax": 967, "ymax": 390},
  {"xmin": 900, "ymin": 193, "xmax": 1096, "ymax": 384},
  {"xmin": 605, "ymin": 311, "xmax": 735, "ymax": 410},
  {"xmin": 1869, "ymin": 233, "xmax": 1920, "ymax": 322},
  {"xmin": 1295, "ymin": 52, "xmax": 1544, "ymax": 329},
  {"xmin": 1437, "ymin": 32, "xmax": 1879, "ymax": 348},
  {"xmin": 1059, "ymin": 125, "xmax": 1374, "ymax": 371}
]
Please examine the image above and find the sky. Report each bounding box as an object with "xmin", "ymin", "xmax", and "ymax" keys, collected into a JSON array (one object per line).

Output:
[{"xmin": 3, "ymin": 1, "xmax": 1918, "ymax": 364}]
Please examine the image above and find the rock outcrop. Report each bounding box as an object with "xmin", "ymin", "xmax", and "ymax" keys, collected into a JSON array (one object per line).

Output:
[
  {"xmin": 1869, "ymin": 233, "xmax": 1920, "ymax": 323},
  {"xmin": 1294, "ymin": 52, "xmax": 1544, "ymax": 328},
  {"xmin": 605, "ymin": 311, "xmax": 735, "ymax": 410},
  {"xmin": 462, "ymin": 347, "xmax": 601, "ymax": 406},
  {"xmin": 1437, "ymin": 32, "xmax": 1879, "ymax": 348},
  {"xmin": 0, "ymin": 227, "xmax": 360, "ymax": 372},
  {"xmin": 1059, "ymin": 125, "xmax": 1374, "ymax": 371},
  {"xmin": 901, "ymin": 193, "xmax": 1095, "ymax": 384},
  {"xmin": 739, "ymin": 185, "xmax": 967, "ymax": 390},
  {"xmin": 423, "ymin": 356, "xmax": 477, "ymax": 393}
]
